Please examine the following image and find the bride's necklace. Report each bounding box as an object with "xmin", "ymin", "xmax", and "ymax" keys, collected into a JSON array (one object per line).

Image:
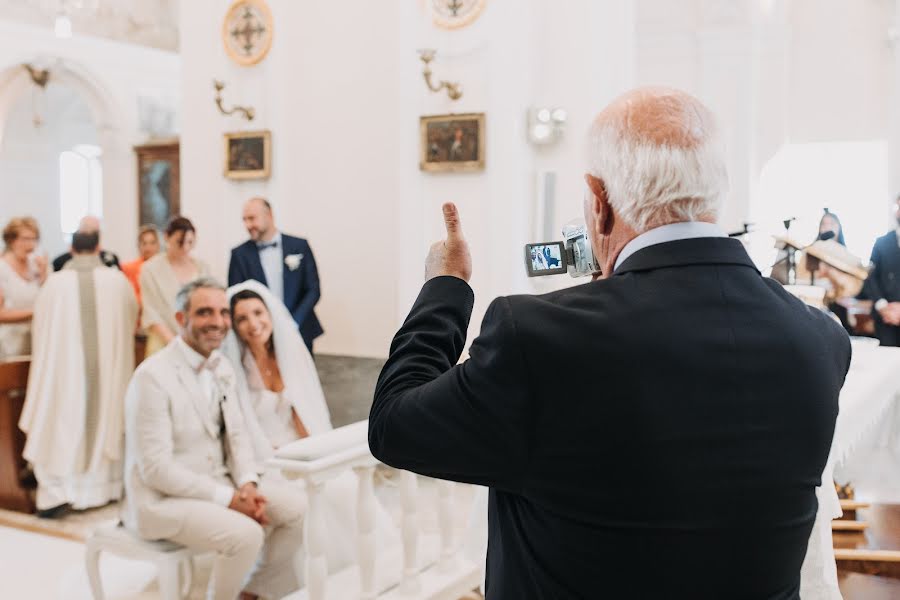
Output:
[{"xmin": 257, "ymin": 354, "xmax": 276, "ymax": 378}]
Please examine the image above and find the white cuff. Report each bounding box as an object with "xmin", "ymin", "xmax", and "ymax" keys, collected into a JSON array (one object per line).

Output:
[
  {"xmin": 213, "ymin": 484, "xmax": 235, "ymax": 507},
  {"xmin": 237, "ymin": 474, "xmax": 259, "ymax": 488},
  {"xmin": 876, "ymin": 298, "xmax": 889, "ymax": 312}
]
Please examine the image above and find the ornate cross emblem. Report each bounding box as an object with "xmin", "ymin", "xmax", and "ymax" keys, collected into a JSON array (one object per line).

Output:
[{"xmin": 230, "ymin": 7, "xmax": 267, "ymax": 56}]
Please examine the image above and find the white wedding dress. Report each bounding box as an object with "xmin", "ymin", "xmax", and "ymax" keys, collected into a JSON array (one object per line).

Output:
[{"xmin": 225, "ymin": 280, "xmax": 399, "ymax": 574}]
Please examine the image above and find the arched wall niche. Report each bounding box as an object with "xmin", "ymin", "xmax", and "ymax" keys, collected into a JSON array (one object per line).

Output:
[{"xmin": 0, "ymin": 56, "xmax": 130, "ymax": 258}]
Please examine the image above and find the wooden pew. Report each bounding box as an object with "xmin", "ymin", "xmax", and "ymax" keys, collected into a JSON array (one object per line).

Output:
[
  {"xmin": 0, "ymin": 359, "xmax": 34, "ymax": 513},
  {"xmin": 834, "ymin": 504, "xmax": 900, "ymax": 579}
]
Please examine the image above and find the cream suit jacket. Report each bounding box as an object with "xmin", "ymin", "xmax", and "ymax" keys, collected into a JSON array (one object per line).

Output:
[{"xmin": 122, "ymin": 339, "xmax": 258, "ymax": 539}]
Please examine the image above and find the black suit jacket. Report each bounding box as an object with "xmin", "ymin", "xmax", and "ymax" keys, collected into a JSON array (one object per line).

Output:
[
  {"xmin": 227, "ymin": 234, "xmax": 323, "ymax": 347},
  {"xmin": 862, "ymin": 231, "xmax": 900, "ymax": 345},
  {"xmin": 370, "ymin": 237, "xmax": 850, "ymax": 600},
  {"xmin": 862, "ymin": 231, "xmax": 900, "ymax": 304}
]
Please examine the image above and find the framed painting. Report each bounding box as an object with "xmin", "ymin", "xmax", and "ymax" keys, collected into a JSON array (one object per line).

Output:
[
  {"xmin": 224, "ymin": 130, "xmax": 271, "ymax": 179},
  {"xmin": 135, "ymin": 140, "xmax": 180, "ymax": 230},
  {"xmin": 419, "ymin": 113, "xmax": 485, "ymax": 172}
]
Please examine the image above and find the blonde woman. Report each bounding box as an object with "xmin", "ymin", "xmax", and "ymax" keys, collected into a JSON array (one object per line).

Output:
[
  {"xmin": 0, "ymin": 217, "xmax": 47, "ymax": 359},
  {"xmin": 139, "ymin": 216, "xmax": 209, "ymax": 356}
]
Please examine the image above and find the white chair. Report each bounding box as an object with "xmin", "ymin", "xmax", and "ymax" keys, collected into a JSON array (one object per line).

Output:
[{"xmin": 85, "ymin": 523, "xmax": 197, "ymax": 600}]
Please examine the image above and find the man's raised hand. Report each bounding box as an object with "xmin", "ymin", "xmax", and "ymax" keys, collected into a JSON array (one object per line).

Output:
[{"xmin": 424, "ymin": 202, "xmax": 472, "ymax": 282}]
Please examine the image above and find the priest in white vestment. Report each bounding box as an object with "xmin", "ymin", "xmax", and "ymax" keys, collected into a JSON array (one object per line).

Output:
[{"xmin": 19, "ymin": 230, "xmax": 137, "ymax": 517}]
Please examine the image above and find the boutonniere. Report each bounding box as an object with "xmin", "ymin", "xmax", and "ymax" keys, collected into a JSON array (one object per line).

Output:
[
  {"xmin": 214, "ymin": 370, "xmax": 233, "ymax": 394},
  {"xmin": 284, "ymin": 253, "xmax": 303, "ymax": 271}
]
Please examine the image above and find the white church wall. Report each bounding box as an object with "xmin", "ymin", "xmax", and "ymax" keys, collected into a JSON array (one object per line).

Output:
[
  {"xmin": 180, "ymin": 0, "xmax": 634, "ymax": 358},
  {"xmin": 0, "ymin": 82, "xmax": 97, "ymax": 259},
  {"xmin": 788, "ymin": 0, "xmax": 891, "ymax": 145},
  {"xmin": 635, "ymin": 0, "xmax": 893, "ymax": 236},
  {"xmin": 0, "ymin": 19, "xmax": 179, "ymax": 262}
]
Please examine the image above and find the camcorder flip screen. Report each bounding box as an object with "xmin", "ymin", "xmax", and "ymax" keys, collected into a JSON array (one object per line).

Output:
[{"xmin": 525, "ymin": 242, "xmax": 567, "ymax": 277}]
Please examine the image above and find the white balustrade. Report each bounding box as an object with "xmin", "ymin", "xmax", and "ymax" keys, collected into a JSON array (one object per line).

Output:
[
  {"xmin": 354, "ymin": 464, "xmax": 377, "ymax": 600},
  {"xmin": 305, "ymin": 480, "xmax": 329, "ymax": 599},
  {"xmin": 268, "ymin": 420, "xmax": 483, "ymax": 600},
  {"xmin": 437, "ymin": 479, "xmax": 456, "ymax": 572},
  {"xmin": 399, "ymin": 470, "xmax": 420, "ymax": 595}
]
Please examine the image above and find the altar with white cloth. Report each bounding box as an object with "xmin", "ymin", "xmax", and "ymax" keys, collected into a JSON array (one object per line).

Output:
[{"xmin": 801, "ymin": 340, "xmax": 900, "ymax": 599}]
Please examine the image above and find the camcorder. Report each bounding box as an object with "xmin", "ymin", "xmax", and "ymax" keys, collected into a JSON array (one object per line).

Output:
[{"xmin": 524, "ymin": 220, "xmax": 600, "ymax": 278}]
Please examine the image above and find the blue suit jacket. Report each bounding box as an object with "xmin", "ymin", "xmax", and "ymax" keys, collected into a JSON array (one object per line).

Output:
[{"xmin": 228, "ymin": 234, "xmax": 323, "ymax": 347}]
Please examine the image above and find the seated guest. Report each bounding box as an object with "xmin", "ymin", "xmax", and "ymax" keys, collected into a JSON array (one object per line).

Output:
[
  {"xmin": 863, "ymin": 195, "xmax": 900, "ymax": 346},
  {"xmin": 121, "ymin": 224, "xmax": 161, "ymax": 304},
  {"xmin": 123, "ymin": 278, "xmax": 305, "ymax": 600},
  {"xmin": 369, "ymin": 87, "xmax": 851, "ymax": 599},
  {"xmin": 19, "ymin": 230, "xmax": 136, "ymax": 518},
  {"xmin": 140, "ymin": 216, "xmax": 209, "ymax": 357},
  {"xmin": 52, "ymin": 216, "xmax": 120, "ymax": 271},
  {"xmin": 0, "ymin": 217, "xmax": 46, "ymax": 359}
]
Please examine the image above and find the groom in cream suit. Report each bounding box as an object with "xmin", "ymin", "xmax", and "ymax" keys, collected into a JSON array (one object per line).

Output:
[{"xmin": 123, "ymin": 277, "xmax": 305, "ymax": 600}]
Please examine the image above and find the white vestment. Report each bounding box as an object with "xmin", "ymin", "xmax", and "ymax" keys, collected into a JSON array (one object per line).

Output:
[{"xmin": 19, "ymin": 255, "xmax": 137, "ymax": 510}]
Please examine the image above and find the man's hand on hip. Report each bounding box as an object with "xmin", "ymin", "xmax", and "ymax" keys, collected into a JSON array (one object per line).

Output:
[{"xmin": 425, "ymin": 203, "xmax": 472, "ymax": 283}]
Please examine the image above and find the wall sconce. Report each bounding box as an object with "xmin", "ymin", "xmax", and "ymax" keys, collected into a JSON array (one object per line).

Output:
[
  {"xmin": 527, "ymin": 107, "xmax": 567, "ymax": 146},
  {"xmin": 417, "ymin": 49, "xmax": 462, "ymax": 101},
  {"xmin": 23, "ymin": 64, "xmax": 50, "ymax": 128},
  {"xmin": 213, "ymin": 80, "xmax": 254, "ymax": 120}
]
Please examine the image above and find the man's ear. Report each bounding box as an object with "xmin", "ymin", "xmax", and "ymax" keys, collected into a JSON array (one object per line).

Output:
[
  {"xmin": 584, "ymin": 174, "xmax": 612, "ymax": 236},
  {"xmin": 175, "ymin": 311, "xmax": 186, "ymax": 329}
]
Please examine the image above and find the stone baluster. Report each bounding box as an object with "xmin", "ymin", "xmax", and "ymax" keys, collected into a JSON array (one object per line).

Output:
[
  {"xmin": 399, "ymin": 470, "xmax": 420, "ymax": 594},
  {"xmin": 354, "ymin": 464, "xmax": 377, "ymax": 599},
  {"xmin": 304, "ymin": 479, "xmax": 329, "ymax": 600},
  {"xmin": 437, "ymin": 479, "xmax": 456, "ymax": 571}
]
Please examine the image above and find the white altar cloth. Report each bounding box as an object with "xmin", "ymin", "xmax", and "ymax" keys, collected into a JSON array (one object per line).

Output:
[{"xmin": 800, "ymin": 340, "xmax": 900, "ymax": 599}]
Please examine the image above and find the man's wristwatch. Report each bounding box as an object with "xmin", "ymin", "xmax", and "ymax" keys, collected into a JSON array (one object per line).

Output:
[{"xmin": 875, "ymin": 298, "xmax": 889, "ymax": 312}]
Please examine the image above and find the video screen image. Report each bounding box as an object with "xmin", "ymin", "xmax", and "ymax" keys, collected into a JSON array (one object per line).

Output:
[{"xmin": 530, "ymin": 244, "xmax": 564, "ymax": 271}]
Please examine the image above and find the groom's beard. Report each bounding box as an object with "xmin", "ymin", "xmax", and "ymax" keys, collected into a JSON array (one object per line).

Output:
[{"xmin": 191, "ymin": 324, "xmax": 229, "ymax": 353}]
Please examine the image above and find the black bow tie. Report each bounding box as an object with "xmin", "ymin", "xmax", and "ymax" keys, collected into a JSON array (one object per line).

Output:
[{"xmin": 257, "ymin": 241, "xmax": 278, "ymax": 250}]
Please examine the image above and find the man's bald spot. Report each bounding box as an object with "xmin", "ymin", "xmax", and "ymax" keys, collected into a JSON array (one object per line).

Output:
[
  {"xmin": 78, "ymin": 215, "xmax": 101, "ymax": 233},
  {"xmin": 592, "ymin": 87, "xmax": 713, "ymax": 149},
  {"xmin": 245, "ymin": 197, "xmax": 272, "ymax": 214}
]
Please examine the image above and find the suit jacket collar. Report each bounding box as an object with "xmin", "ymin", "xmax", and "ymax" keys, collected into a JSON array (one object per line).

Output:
[
  {"xmin": 613, "ymin": 237, "xmax": 759, "ymax": 276},
  {"xmin": 169, "ymin": 338, "xmax": 221, "ymax": 438},
  {"xmin": 238, "ymin": 239, "xmax": 268, "ymax": 285}
]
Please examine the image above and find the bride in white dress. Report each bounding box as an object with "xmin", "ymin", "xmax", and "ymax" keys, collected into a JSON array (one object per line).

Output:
[{"xmin": 224, "ymin": 280, "xmax": 397, "ymax": 574}]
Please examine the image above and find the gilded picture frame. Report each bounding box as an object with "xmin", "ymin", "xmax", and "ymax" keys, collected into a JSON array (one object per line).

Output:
[
  {"xmin": 419, "ymin": 113, "xmax": 486, "ymax": 173},
  {"xmin": 224, "ymin": 130, "xmax": 271, "ymax": 180}
]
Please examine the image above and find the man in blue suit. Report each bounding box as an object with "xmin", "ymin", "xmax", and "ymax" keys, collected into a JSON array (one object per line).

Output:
[{"xmin": 228, "ymin": 197, "xmax": 323, "ymax": 352}]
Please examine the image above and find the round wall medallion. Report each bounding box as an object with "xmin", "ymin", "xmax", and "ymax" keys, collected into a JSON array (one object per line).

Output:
[
  {"xmin": 222, "ymin": 0, "xmax": 274, "ymax": 67},
  {"xmin": 430, "ymin": 0, "xmax": 487, "ymax": 30}
]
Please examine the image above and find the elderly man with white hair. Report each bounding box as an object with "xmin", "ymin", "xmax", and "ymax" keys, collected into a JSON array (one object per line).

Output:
[{"xmin": 369, "ymin": 87, "xmax": 851, "ymax": 599}]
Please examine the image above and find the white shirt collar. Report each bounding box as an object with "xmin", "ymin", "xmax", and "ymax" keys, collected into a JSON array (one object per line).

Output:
[
  {"xmin": 257, "ymin": 231, "xmax": 282, "ymax": 249},
  {"xmin": 175, "ymin": 336, "xmax": 218, "ymax": 371},
  {"xmin": 614, "ymin": 221, "xmax": 726, "ymax": 271}
]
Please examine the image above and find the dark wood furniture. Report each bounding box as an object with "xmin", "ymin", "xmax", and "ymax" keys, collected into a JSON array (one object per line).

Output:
[
  {"xmin": 834, "ymin": 504, "xmax": 900, "ymax": 579},
  {"xmin": 135, "ymin": 140, "xmax": 180, "ymax": 230},
  {"xmin": 0, "ymin": 359, "xmax": 34, "ymax": 513}
]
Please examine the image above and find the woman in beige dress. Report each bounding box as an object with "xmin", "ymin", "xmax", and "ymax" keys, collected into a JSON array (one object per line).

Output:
[
  {"xmin": 0, "ymin": 217, "xmax": 47, "ymax": 359},
  {"xmin": 139, "ymin": 216, "xmax": 209, "ymax": 356}
]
